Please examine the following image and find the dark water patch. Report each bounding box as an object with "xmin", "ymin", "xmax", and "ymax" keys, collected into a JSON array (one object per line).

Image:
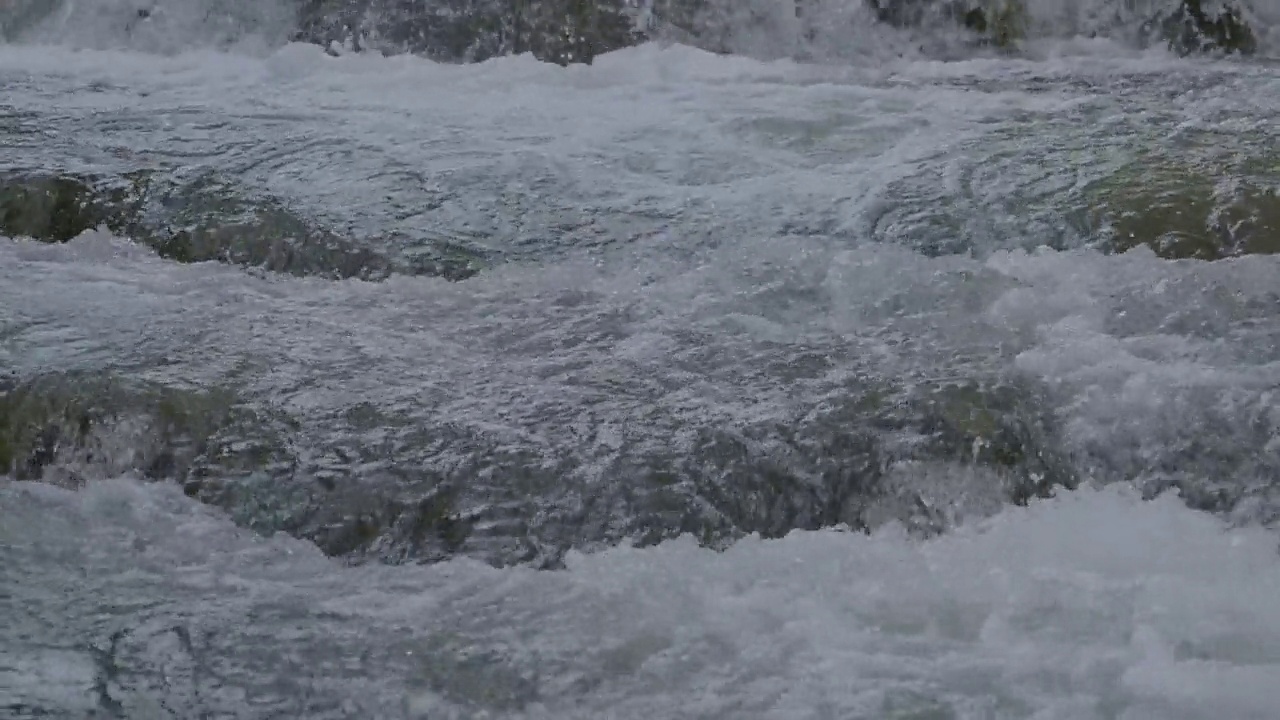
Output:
[
  {"xmin": 870, "ymin": 124, "xmax": 1280, "ymax": 261},
  {"xmin": 868, "ymin": 0, "xmax": 1027, "ymax": 48},
  {"xmin": 0, "ymin": 173, "xmax": 119, "ymax": 244},
  {"xmin": 296, "ymin": 0, "xmax": 645, "ymax": 65},
  {"xmin": 3, "ymin": 368, "xmax": 1075, "ymax": 570},
  {"xmin": 3, "ymin": 356, "xmax": 1273, "ymax": 570},
  {"xmin": 5, "ymin": 0, "xmax": 1268, "ymax": 64},
  {"xmin": 1146, "ymin": 0, "xmax": 1259, "ymax": 56},
  {"xmin": 294, "ymin": 0, "xmax": 1264, "ymax": 66},
  {"xmin": 1089, "ymin": 149, "xmax": 1280, "ymax": 260},
  {"xmin": 0, "ymin": 372, "xmax": 243, "ymax": 485},
  {"xmin": 178, "ymin": 371, "xmax": 1076, "ymax": 568},
  {"xmin": 0, "ymin": 170, "xmax": 485, "ymax": 280}
]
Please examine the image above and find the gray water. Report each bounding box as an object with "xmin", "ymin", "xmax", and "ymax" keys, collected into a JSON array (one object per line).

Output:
[{"xmin": 2, "ymin": 1, "xmax": 1280, "ymax": 718}]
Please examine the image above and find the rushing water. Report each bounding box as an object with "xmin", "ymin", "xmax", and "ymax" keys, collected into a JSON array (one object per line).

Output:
[
  {"xmin": 3, "ymin": 1, "xmax": 1280, "ymax": 717},
  {"xmin": 5, "ymin": 479, "xmax": 1280, "ymax": 718}
]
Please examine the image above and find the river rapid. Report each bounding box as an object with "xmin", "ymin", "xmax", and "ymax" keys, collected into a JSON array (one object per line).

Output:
[{"xmin": 2, "ymin": 1, "xmax": 1280, "ymax": 717}]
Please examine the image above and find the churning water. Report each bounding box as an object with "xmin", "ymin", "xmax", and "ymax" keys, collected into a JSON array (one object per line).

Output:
[{"xmin": 2, "ymin": 1, "xmax": 1279, "ymax": 717}]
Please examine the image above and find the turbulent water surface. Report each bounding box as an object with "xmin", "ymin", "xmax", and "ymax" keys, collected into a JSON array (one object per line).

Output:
[{"xmin": 2, "ymin": 0, "xmax": 1280, "ymax": 718}]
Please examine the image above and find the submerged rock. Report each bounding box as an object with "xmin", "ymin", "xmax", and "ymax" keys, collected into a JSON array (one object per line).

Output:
[
  {"xmin": 0, "ymin": 170, "xmax": 485, "ymax": 280},
  {"xmin": 3, "ymin": 368, "xmax": 1075, "ymax": 568},
  {"xmin": 294, "ymin": 0, "xmax": 1028, "ymax": 64},
  {"xmin": 0, "ymin": 373, "xmax": 242, "ymax": 485},
  {"xmin": 9, "ymin": 361, "xmax": 1271, "ymax": 567},
  {"xmin": 868, "ymin": 0, "xmax": 1026, "ymax": 48},
  {"xmin": 291, "ymin": 0, "xmax": 1266, "ymax": 64},
  {"xmin": 870, "ymin": 118, "xmax": 1279, "ymax": 262},
  {"xmin": 171, "ymin": 371, "xmax": 1078, "ymax": 568},
  {"xmin": 0, "ymin": 173, "xmax": 118, "ymax": 244},
  {"xmin": 867, "ymin": 0, "xmax": 1260, "ymax": 54},
  {"xmin": 295, "ymin": 0, "xmax": 644, "ymax": 65},
  {"xmin": 1086, "ymin": 150, "xmax": 1280, "ymax": 260},
  {"xmin": 1149, "ymin": 0, "xmax": 1258, "ymax": 55},
  {"xmin": 957, "ymin": 0, "xmax": 1026, "ymax": 48}
]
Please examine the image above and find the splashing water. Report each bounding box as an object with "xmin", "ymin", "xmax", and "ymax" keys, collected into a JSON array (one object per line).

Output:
[
  {"xmin": 2, "ymin": 0, "xmax": 1280, "ymax": 717},
  {"xmin": 4, "ymin": 477, "xmax": 1280, "ymax": 718},
  {"xmin": 5, "ymin": 0, "xmax": 1280, "ymax": 59},
  {"xmin": 671, "ymin": 0, "xmax": 1280, "ymax": 61},
  {"xmin": 1, "ymin": 0, "xmax": 297, "ymax": 53}
]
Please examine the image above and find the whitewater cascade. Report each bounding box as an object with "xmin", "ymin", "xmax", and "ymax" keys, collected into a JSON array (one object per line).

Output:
[
  {"xmin": 3, "ymin": 0, "xmax": 1278, "ymax": 60},
  {"xmin": 2, "ymin": 0, "xmax": 1279, "ymax": 717}
]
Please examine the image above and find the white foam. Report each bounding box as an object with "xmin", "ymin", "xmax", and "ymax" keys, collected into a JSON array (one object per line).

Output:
[
  {"xmin": 1, "ymin": 10, "xmax": 1278, "ymax": 717},
  {"xmin": 3, "ymin": 477, "xmax": 1278, "ymax": 717},
  {"xmin": 7, "ymin": 0, "xmax": 1279, "ymax": 61},
  {"xmin": 4, "ymin": 0, "xmax": 296, "ymax": 54}
]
